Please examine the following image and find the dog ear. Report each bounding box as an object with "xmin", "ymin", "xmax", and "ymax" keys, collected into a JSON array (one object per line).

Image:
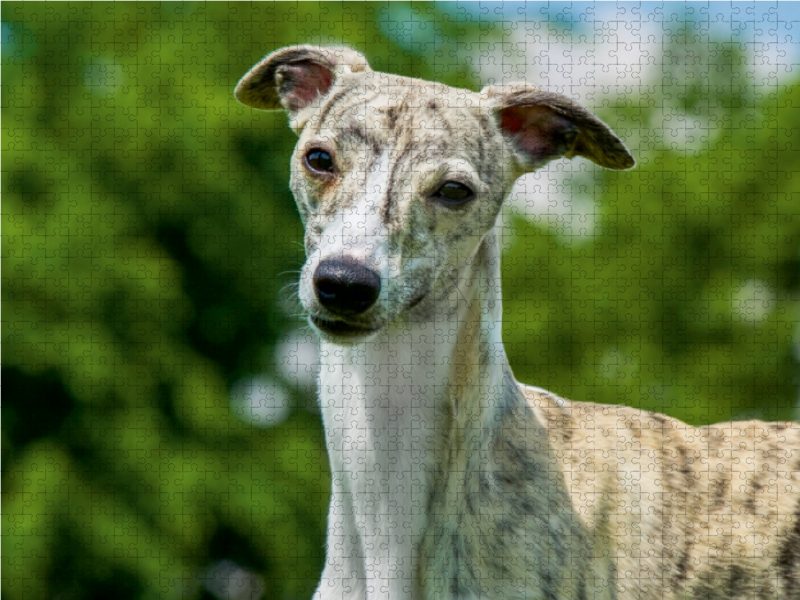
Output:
[
  {"xmin": 235, "ymin": 45, "xmax": 370, "ymax": 113},
  {"xmin": 482, "ymin": 84, "xmax": 634, "ymax": 171}
]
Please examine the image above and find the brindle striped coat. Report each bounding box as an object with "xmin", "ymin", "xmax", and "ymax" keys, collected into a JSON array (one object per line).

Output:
[
  {"xmin": 443, "ymin": 384, "xmax": 800, "ymax": 599},
  {"xmin": 235, "ymin": 45, "xmax": 800, "ymax": 600}
]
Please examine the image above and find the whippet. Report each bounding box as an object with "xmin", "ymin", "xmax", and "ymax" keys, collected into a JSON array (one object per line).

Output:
[{"xmin": 236, "ymin": 45, "xmax": 800, "ymax": 600}]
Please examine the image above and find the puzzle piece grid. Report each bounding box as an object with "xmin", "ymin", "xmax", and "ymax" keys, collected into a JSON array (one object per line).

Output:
[{"xmin": 4, "ymin": 3, "xmax": 800, "ymax": 599}]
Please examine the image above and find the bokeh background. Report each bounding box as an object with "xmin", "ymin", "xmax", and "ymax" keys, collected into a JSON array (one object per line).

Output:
[{"xmin": 4, "ymin": 2, "xmax": 800, "ymax": 599}]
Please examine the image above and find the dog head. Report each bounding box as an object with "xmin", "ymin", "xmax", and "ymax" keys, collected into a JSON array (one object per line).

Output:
[{"xmin": 236, "ymin": 45, "xmax": 634, "ymax": 344}]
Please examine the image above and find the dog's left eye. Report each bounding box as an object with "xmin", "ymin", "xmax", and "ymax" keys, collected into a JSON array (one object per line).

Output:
[
  {"xmin": 304, "ymin": 149, "xmax": 335, "ymax": 174},
  {"xmin": 433, "ymin": 181, "xmax": 474, "ymax": 205}
]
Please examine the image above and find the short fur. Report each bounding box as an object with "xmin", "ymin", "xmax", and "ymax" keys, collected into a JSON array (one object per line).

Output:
[{"xmin": 236, "ymin": 46, "xmax": 800, "ymax": 600}]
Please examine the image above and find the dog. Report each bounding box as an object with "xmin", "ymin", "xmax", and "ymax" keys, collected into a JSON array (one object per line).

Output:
[{"xmin": 236, "ymin": 45, "xmax": 800, "ymax": 600}]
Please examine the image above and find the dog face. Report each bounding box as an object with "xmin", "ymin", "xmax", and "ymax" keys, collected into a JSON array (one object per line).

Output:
[{"xmin": 236, "ymin": 46, "xmax": 633, "ymax": 343}]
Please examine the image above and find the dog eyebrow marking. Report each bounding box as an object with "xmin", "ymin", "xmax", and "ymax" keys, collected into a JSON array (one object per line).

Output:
[
  {"xmin": 337, "ymin": 123, "xmax": 383, "ymax": 156},
  {"xmin": 314, "ymin": 85, "xmax": 367, "ymax": 134}
]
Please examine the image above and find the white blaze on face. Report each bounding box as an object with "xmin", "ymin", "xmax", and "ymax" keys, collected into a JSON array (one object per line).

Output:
[{"xmin": 318, "ymin": 148, "xmax": 393, "ymax": 271}]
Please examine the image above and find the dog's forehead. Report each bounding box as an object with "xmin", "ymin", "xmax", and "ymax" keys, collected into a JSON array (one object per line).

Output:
[
  {"xmin": 305, "ymin": 71, "xmax": 497, "ymax": 170},
  {"xmin": 314, "ymin": 71, "xmax": 489, "ymax": 136}
]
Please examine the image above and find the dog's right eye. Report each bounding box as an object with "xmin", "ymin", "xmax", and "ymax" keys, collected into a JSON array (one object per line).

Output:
[
  {"xmin": 432, "ymin": 181, "xmax": 474, "ymax": 206},
  {"xmin": 304, "ymin": 149, "xmax": 335, "ymax": 174}
]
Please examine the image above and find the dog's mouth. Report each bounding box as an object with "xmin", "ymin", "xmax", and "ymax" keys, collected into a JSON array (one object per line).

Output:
[
  {"xmin": 307, "ymin": 291, "xmax": 429, "ymax": 342},
  {"xmin": 405, "ymin": 291, "xmax": 427, "ymax": 311},
  {"xmin": 309, "ymin": 315, "xmax": 381, "ymax": 339}
]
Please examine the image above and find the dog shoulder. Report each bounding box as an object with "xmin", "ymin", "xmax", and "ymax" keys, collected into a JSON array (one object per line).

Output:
[{"xmin": 521, "ymin": 383, "xmax": 691, "ymax": 451}]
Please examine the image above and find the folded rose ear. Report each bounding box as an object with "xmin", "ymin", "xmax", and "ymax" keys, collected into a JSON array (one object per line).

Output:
[
  {"xmin": 235, "ymin": 45, "xmax": 370, "ymax": 113},
  {"xmin": 482, "ymin": 84, "xmax": 635, "ymax": 171}
]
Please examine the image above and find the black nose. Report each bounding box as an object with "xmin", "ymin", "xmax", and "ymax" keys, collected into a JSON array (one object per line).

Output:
[{"xmin": 313, "ymin": 257, "xmax": 381, "ymax": 315}]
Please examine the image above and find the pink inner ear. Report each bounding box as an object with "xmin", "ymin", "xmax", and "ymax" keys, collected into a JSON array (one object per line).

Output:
[
  {"xmin": 498, "ymin": 105, "xmax": 577, "ymax": 163},
  {"xmin": 280, "ymin": 62, "xmax": 334, "ymax": 111},
  {"xmin": 500, "ymin": 108, "xmax": 526, "ymax": 135}
]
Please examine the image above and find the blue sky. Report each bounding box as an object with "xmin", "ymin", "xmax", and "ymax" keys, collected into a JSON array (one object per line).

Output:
[{"xmin": 429, "ymin": 2, "xmax": 800, "ymax": 65}]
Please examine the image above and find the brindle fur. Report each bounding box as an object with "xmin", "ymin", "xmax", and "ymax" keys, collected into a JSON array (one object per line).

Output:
[{"xmin": 236, "ymin": 46, "xmax": 800, "ymax": 600}]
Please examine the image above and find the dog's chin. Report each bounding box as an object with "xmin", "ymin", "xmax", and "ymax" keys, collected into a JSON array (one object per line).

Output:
[
  {"xmin": 309, "ymin": 315, "xmax": 382, "ymax": 344},
  {"xmin": 307, "ymin": 293, "xmax": 429, "ymax": 344}
]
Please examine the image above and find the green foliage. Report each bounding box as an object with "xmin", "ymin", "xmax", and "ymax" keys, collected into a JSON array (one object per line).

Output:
[{"xmin": 3, "ymin": 4, "xmax": 799, "ymax": 600}]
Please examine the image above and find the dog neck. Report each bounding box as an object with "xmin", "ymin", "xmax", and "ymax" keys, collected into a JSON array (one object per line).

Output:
[{"xmin": 315, "ymin": 227, "xmax": 546, "ymax": 598}]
